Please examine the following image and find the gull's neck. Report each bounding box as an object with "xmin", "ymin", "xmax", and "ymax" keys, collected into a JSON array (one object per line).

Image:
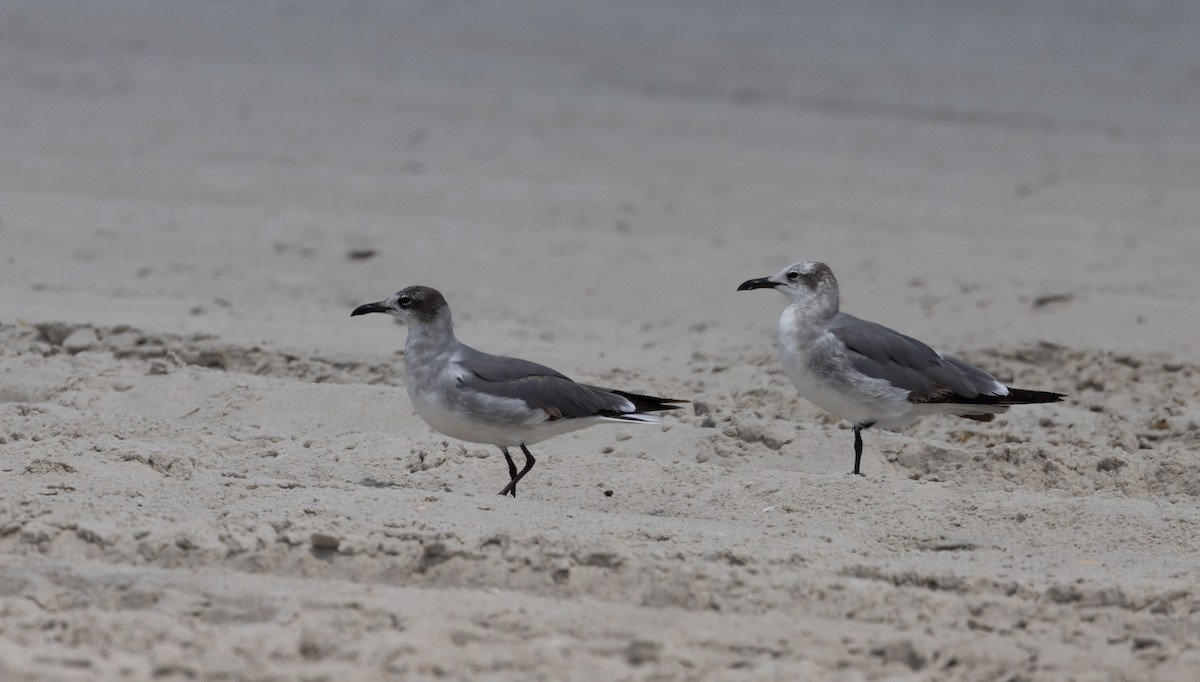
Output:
[
  {"xmin": 787, "ymin": 287, "xmax": 840, "ymax": 322},
  {"xmin": 403, "ymin": 311, "xmax": 461, "ymax": 365}
]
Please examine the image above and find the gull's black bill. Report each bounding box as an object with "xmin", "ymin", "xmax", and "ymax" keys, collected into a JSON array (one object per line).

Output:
[
  {"xmin": 737, "ymin": 277, "xmax": 777, "ymax": 291},
  {"xmin": 350, "ymin": 301, "xmax": 389, "ymax": 317}
]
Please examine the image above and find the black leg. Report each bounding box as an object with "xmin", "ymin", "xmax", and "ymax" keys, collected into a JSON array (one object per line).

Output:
[
  {"xmin": 852, "ymin": 425, "xmax": 866, "ymax": 476},
  {"xmin": 500, "ymin": 448, "xmax": 519, "ymax": 497},
  {"xmin": 497, "ymin": 444, "xmax": 537, "ymax": 497}
]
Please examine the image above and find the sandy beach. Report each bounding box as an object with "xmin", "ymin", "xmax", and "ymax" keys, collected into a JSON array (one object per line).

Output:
[{"xmin": 2, "ymin": 0, "xmax": 1200, "ymax": 679}]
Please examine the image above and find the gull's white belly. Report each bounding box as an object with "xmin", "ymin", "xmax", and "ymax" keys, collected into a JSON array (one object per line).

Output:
[
  {"xmin": 780, "ymin": 355, "xmax": 889, "ymax": 425},
  {"xmin": 777, "ymin": 308, "xmax": 911, "ymax": 427},
  {"xmin": 407, "ymin": 381, "xmax": 598, "ymax": 448}
]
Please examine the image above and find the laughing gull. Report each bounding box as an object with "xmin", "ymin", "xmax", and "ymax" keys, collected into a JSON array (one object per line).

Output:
[
  {"xmin": 738, "ymin": 262, "xmax": 1065, "ymax": 476},
  {"xmin": 352, "ymin": 286, "xmax": 684, "ymax": 497}
]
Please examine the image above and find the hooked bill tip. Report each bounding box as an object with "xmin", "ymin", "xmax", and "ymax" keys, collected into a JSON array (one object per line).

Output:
[
  {"xmin": 737, "ymin": 277, "xmax": 776, "ymax": 291},
  {"xmin": 351, "ymin": 302, "xmax": 389, "ymax": 317}
]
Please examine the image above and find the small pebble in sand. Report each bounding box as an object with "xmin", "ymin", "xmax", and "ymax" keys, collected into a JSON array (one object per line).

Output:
[
  {"xmin": 63, "ymin": 327, "xmax": 97, "ymax": 354},
  {"xmin": 310, "ymin": 532, "xmax": 341, "ymax": 550}
]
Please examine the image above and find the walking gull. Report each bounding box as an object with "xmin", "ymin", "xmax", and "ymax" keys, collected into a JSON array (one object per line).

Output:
[
  {"xmin": 352, "ymin": 286, "xmax": 684, "ymax": 497},
  {"xmin": 738, "ymin": 262, "xmax": 1065, "ymax": 475}
]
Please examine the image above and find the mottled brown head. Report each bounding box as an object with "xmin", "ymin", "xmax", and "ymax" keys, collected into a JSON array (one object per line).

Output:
[
  {"xmin": 738, "ymin": 261, "xmax": 840, "ymax": 311},
  {"xmin": 739, "ymin": 261, "xmax": 838, "ymax": 294},
  {"xmin": 350, "ymin": 285, "xmax": 450, "ymax": 325}
]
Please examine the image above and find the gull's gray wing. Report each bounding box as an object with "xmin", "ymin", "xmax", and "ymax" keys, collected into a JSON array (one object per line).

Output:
[
  {"xmin": 460, "ymin": 347, "xmax": 572, "ymax": 383},
  {"xmin": 456, "ymin": 347, "xmax": 636, "ymax": 419},
  {"xmin": 827, "ymin": 313, "xmax": 1003, "ymax": 401}
]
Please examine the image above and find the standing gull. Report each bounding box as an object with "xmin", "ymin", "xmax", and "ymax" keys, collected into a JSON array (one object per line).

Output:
[
  {"xmin": 738, "ymin": 262, "xmax": 1064, "ymax": 476},
  {"xmin": 352, "ymin": 286, "xmax": 684, "ymax": 497}
]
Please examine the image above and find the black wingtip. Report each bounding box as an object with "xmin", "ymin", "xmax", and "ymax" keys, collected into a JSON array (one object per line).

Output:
[
  {"xmin": 928, "ymin": 388, "xmax": 1066, "ymax": 407},
  {"xmin": 1002, "ymin": 388, "xmax": 1067, "ymax": 404},
  {"xmin": 610, "ymin": 389, "xmax": 688, "ymax": 413},
  {"xmin": 917, "ymin": 385, "xmax": 1066, "ymax": 409}
]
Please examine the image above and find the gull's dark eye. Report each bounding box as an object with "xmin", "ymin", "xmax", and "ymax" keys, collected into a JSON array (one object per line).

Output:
[
  {"xmin": 397, "ymin": 295, "xmax": 412, "ymax": 308},
  {"xmin": 786, "ymin": 271, "xmax": 799, "ymax": 281}
]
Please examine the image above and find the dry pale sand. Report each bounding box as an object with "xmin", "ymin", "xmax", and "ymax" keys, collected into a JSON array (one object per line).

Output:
[{"xmin": 2, "ymin": 1, "xmax": 1200, "ymax": 680}]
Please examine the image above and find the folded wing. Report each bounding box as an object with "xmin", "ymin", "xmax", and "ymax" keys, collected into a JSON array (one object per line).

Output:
[
  {"xmin": 457, "ymin": 347, "xmax": 681, "ymax": 419},
  {"xmin": 827, "ymin": 313, "xmax": 1005, "ymax": 402}
]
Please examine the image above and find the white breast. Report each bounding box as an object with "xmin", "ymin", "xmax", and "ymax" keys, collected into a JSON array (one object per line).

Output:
[{"xmin": 777, "ymin": 307, "xmax": 911, "ymax": 427}]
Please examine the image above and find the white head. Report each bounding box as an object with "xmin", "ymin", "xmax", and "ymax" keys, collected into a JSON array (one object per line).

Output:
[{"xmin": 738, "ymin": 261, "xmax": 840, "ymax": 312}]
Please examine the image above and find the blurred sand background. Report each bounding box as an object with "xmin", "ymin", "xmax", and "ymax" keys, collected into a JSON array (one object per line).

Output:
[{"xmin": 2, "ymin": 0, "xmax": 1199, "ymax": 679}]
